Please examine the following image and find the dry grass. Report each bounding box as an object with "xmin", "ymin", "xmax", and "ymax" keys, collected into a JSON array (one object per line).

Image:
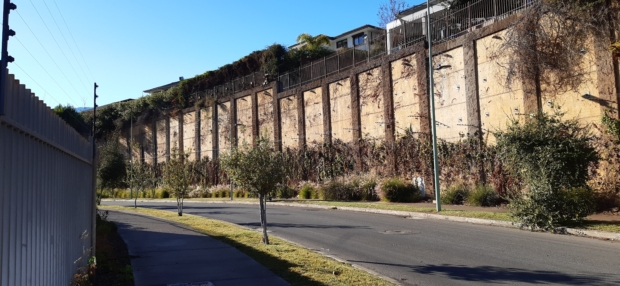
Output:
[{"xmin": 99, "ymin": 205, "xmax": 394, "ymax": 286}]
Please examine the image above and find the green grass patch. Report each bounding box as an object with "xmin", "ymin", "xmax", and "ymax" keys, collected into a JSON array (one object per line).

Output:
[{"xmin": 99, "ymin": 205, "xmax": 394, "ymax": 286}]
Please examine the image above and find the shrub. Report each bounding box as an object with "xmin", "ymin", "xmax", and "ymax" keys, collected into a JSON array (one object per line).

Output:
[
  {"xmin": 298, "ymin": 184, "xmax": 315, "ymax": 199},
  {"xmin": 380, "ymin": 178, "xmax": 422, "ymax": 203},
  {"xmin": 272, "ymin": 185, "xmax": 297, "ymax": 199},
  {"xmin": 467, "ymin": 185, "xmax": 500, "ymax": 206},
  {"xmin": 496, "ymin": 111, "xmax": 598, "ymax": 230},
  {"xmin": 319, "ymin": 180, "xmax": 354, "ymax": 201},
  {"xmin": 348, "ymin": 175, "xmax": 379, "ymax": 201},
  {"xmin": 441, "ymin": 184, "xmax": 469, "ymax": 205}
]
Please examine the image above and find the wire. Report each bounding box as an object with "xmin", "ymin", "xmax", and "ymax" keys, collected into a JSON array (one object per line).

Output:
[
  {"xmin": 15, "ymin": 10, "xmax": 83, "ymax": 106},
  {"xmin": 27, "ymin": 1, "xmax": 89, "ymax": 96},
  {"xmin": 13, "ymin": 36, "xmax": 78, "ymax": 106},
  {"xmin": 12, "ymin": 62, "xmax": 92, "ymax": 132},
  {"xmin": 53, "ymin": 0, "xmax": 96, "ymax": 82},
  {"xmin": 41, "ymin": 0, "xmax": 91, "ymax": 95}
]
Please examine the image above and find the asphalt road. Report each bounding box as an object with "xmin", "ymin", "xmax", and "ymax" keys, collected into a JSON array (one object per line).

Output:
[{"xmin": 104, "ymin": 201, "xmax": 620, "ymax": 286}]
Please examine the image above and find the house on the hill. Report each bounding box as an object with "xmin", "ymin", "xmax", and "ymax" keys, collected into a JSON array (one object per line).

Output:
[{"xmin": 289, "ymin": 24, "xmax": 385, "ymax": 52}]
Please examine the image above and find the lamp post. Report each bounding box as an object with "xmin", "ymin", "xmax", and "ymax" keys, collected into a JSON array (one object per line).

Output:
[{"xmin": 427, "ymin": 1, "xmax": 441, "ymax": 211}]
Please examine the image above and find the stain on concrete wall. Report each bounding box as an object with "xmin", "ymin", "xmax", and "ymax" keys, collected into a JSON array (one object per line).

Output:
[
  {"xmin": 156, "ymin": 119, "xmax": 167, "ymax": 164},
  {"xmin": 432, "ymin": 47, "xmax": 468, "ymax": 142},
  {"xmin": 142, "ymin": 123, "xmax": 155, "ymax": 163},
  {"xmin": 199, "ymin": 107, "xmax": 213, "ymax": 159},
  {"xmin": 392, "ymin": 55, "xmax": 422, "ymax": 135},
  {"xmin": 218, "ymin": 102, "xmax": 231, "ymax": 154},
  {"xmin": 280, "ymin": 96, "xmax": 298, "ymax": 149},
  {"xmin": 236, "ymin": 96, "xmax": 252, "ymax": 145},
  {"xmin": 330, "ymin": 78, "xmax": 353, "ymax": 142},
  {"xmin": 169, "ymin": 116, "xmax": 180, "ymax": 153},
  {"xmin": 183, "ymin": 111, "xmax": 196, "ymax": 161},
  {"xmin": 257, "ymin": 89, "xmax": 274, "ymax": 141},
  {"xmin": 477, "ymin": 30, "xmax": 525, "ymax": 143},
  {"xmin": 304, "ymin": 87, "xmax": 324, "ymax": 144},
  {"xmin": 358, "ymin": 67, "xmax": 385, "ymax": 140}
]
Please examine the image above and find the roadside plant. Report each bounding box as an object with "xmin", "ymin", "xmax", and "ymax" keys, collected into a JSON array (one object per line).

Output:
[
  {"xmin": 441, "ymin": 184, "xmax": 469, "ymax": 205},
  {"xmin": 163, "ymin": 146, "xmax": 192, "ymax": 216},
  {"xmin": 97, "ymin": 136, "xmax": 127, "ymax": 205},
  {"xmin": 495, "ymin": 111, "xmax": 598, "ymax": 230},
  {"xmin": 379, "ymin": 178, "xmax": 422, "ymax": 203},
  {"xmin": 220, "ymin": 138, "xmax": 286, "ymax": 244},
  {"xmin": 466, "ymin": 185, "xmax": 500, "ymax": 207},
  {"xmin": 126, "ymin": 162, "xmax": 155, "ymax": 208}
]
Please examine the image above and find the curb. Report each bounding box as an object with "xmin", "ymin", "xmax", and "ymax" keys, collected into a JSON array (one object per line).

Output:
[{"xmin": 103, "ymin": 199, "xmax": 620, "ymax": 241}]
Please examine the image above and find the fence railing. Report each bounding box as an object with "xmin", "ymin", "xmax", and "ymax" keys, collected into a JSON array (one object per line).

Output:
[
  {"xmin": 0, "ymin": 70, "xmax": 94, "ymax": 285},
  {"xmin": 185, "ymin": 0, "xmax": 537, "ymax": 95}
]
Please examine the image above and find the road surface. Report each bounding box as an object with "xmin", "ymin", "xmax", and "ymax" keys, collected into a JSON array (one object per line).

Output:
[{"xmin": 104, "ymin": 201, "xmax": 620, "ymax": 286}]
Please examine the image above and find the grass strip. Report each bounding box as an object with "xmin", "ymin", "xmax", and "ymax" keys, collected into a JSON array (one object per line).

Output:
[{"xmin": 99, "ymin": 205, "xmax": 394, "ymax": 286}]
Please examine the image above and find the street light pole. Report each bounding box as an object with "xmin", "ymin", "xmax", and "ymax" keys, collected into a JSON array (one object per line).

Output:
[
  {"xmin": 229, "ymin": 123, "xmax": 245, "ymax": 200},
  {"xmin": 427, "ymin": 1, "xmax": 441, "ymax": 211}
]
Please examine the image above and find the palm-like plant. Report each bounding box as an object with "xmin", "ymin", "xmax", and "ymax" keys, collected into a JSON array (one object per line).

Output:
[{"xmin": 296, "ymin": 33, "xmax": 331, "ymax": 51}]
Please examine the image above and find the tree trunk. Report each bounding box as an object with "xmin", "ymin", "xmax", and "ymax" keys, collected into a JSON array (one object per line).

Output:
[
  {"xmin": 134, "ymin": 192, "xmax": 138, "ymax": 209},
  {"xmin": 177, "ymin": 196, "xmax": 184, "ymax": 216},
  {"xmin": 259, "ymin": 193, "xmax": 269, "ymax": 244}
]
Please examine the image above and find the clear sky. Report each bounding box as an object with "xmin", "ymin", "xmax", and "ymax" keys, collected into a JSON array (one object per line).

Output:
[{"xmin": 6, "ymin": 0, "xmax": 424, "ymax": 107}]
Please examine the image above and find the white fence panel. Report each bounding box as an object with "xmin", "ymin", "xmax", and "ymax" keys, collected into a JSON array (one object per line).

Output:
[{"xmin": 0, "ymin": 71, "xmax": 94, "ymax": 285}]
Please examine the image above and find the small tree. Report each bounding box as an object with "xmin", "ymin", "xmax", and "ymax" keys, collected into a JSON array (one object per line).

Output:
[
  {"xmin": 97, "ymin": 136, "xmax": 127, "ymax": 204},
  {"xmin": 495, "ymin": 110, "xmax": 598, "ymax": 230},
  {"xmin": 377, "ymin": 0, "xmax": 409, "ymax": 28},
  {"xmin": 126, "ymin": 162, "xmax": 154, "ymax": 208},
  {"xmin": 163, "ymin": 146, "xmax": 192, "ymax": 216},
  {"xmin": 220, "ymin": 138, "xmax": 285, "ymax": 244}
]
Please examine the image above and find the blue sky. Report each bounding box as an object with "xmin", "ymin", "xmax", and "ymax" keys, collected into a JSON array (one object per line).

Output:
[{"xmin": 7, "ymin": 0, "xmax": 423, "ymax": 107}]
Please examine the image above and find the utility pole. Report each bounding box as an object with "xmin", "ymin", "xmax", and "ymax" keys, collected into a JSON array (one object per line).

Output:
[
  {"xmin": 427, "ymin": 1, "xmax": 441, "ymax": 211},
  {"xmin": 0, "ymin": 0, "xmax": 16, "ymax": 116},
  {"xmin": 91, "ymin": 82, "xmax": 99, "ymax": 256}
]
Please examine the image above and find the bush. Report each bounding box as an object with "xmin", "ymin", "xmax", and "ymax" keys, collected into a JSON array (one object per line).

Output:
[
  {"xmin": 272, "ymin": 185, "xmax": 297, "ymax": 199},
  {"xmin": 496, "ymin": 111, "xmax": 598, "ymax": 230},
  {"xmin": 441, "ymin": 184, "xmax": 469, "ymax": 205},
  {"xmin": 348, "ymin": 175, "xmax": 379, "ymax": 201},
  {"xmin": 380, "ymin": 178, "xmax": 422, "ymax": 203},
  {"xmin": 298, "ymin": 184, "xmax": 315, "ymax": 199},
  {"xmin": 234, "ymin": 188, "xmax": 246, "ymax": 198},
  {"xmin": 319, "ymin": 180, "xmax": 354, "ymax": 201},
  {"xmin": 467, "ymin": 185, "xmax": 500, "ymax": 206}
]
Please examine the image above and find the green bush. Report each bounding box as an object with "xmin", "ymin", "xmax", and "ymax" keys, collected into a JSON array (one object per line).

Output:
[
  {"xmin": 319, "ymin": 180, "xmax": 354, "ymax": 201},
  {"xmin": 272, "ymin": 185, "xmax": 297, "ymax": 199},
  {"xmin": 467, "ymin": 185, "xmax": 500, "ymax": 206},
  {"xmin": 298, "ymin": 184, "xmax": 315, "ymax": 199},
  {"xmin": 380, "ymin": 178, "xmax": 422, "ymax": 203},
  {"xmin": 496, "ymin": 111, "xmax": 598, "ymax": 230},
  {"xmin": 441, "ymin": 184, "xmax": 469, "ymax": 205},
  {"xmin": 349, "ymin": 176, "xmax": 379, "ymax": 201},
  {"xmin": 234, "ymin": 189, "xmax": 246, "ymax": 198}
]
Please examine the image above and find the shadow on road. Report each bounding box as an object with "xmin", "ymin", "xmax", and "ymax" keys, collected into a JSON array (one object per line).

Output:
[
  {"xmin": 350, "ymin": 260, "xmax": 619, "ymax": 285},
  {"xmin": 238, "ymin": 222, "xmax": 372, "ymax": 230}
]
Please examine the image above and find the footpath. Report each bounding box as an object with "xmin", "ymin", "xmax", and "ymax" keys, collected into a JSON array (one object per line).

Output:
[{"xmin": 106, "ymin": 211, "xmax": 289, "ymax": 286}]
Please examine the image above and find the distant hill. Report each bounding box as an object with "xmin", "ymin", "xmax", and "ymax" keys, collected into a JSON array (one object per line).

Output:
[{"xmin": 76, "ymin": 107, "xmax": 92, "ymax": 112}]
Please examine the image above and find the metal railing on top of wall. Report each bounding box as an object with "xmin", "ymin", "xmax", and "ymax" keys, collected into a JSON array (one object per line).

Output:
[{"xmin": 0, "ymin": 70, "xmax": 94, "ymax": 285}]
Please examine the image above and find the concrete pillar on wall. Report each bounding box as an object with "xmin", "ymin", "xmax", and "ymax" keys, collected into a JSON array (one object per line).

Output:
[
  {"xmin": 381, "ymin": 62, "xmax": 396, "ymax": 174},
  {"xmin": 165, "ymin": 117, "xmax": 170, "ymax": 163},
  {"xmin": 195, "ymin": 109, "xmax": 201, "ymax": 159},
  {"xmin": 230, "ymin": 99, "xmax": 238, "ymax": 147},
  {"xmin": 273, "ymin": 90, "xmax": 282, "ymax": 151},
  {"xmin": 594, "ymin": 32, "xmax": 619, "ymax": 117},
  {"xmin": 152, "ymin": 120, "xmax": 157, "ymax": 165},
  {"xmin": 322, "ymin": 82, "xmax": 332, "ymax": 144},
  {"xmin": 414, "ymin": 51, "xmax": 433, "ymax": 194},
  {"xmin": 350, "ymin": 72, "xmax": 362, "ymax": 170},
  {"xmin": 252, "ymin": 92, "xmax": 259, "ymax": 146},
  {"xmin": 212, "ymin": 104, "xmax": 219, "ymax": 160},
  {"xmin": 464, "ymin": 39, "xmax": 486, "ymax": 184},
  {"xmin": 463, "ymin": 40, "xmax": 483, "ymax": 139},
  {"xmin": 296, "ymin": 91, "xmax": 306, "ymax": 149},
  {"xmin": 178, "ymin": 113, "xmax": 184, "ymax": 157}
]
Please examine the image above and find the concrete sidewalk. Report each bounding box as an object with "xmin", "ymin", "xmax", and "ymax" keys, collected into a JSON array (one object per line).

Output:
[{"xmin": 106, "ymin": 211, "xmax": 289, "ymax": 286}]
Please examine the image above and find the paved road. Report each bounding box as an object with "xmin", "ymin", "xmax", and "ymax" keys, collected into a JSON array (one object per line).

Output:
[{"xmin": 104, "ymin": 201, "xmax": 620, "ymax": 286}]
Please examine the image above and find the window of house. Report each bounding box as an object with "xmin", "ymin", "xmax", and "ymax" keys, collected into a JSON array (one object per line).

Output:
[
  {"xmin": 336, "ymin": 39, "xmax": 347, "ymax": 49},
  {"xmin": 353, "ymin": 33, "xmax": 365, "ymax": 46}
]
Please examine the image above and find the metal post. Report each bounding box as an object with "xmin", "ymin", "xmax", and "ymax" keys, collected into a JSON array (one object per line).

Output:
[
  {"xmin": 1, "ymin": 0, "xmax": 16, "ymax": 116},
  {"xmin": 130, "ymin": 115, "xmax": 133, "ymax": 199},
  {"xmin": 229, "ymin": 127, "xmax": 233, "ymax": 200},
  {"xmin": 427, "ymin": 1, "xmax": 441, "ymax": 212},
  {"xmin": 91, "ymin": 82, "xmax": 98, "ymax": 256}
]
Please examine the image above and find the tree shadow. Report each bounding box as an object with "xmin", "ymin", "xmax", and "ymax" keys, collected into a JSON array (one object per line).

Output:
[
  {"xmin": 349, "ymin": 260, "xmax": 619, "ymax": 285},
  {"xmin": 238, "ymin": 222, "xmax": 372, "ymax": 230}
]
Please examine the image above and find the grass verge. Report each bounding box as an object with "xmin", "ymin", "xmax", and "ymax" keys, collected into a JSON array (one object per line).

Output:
[{"xmin": 99, "ymin": 205, "xmax": 394, "ymax": 286}]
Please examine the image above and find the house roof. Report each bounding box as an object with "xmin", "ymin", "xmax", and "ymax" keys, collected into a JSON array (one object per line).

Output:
[
  {"xmin": 143, "ymin": 81, "xmax": 180, "ymax": 94},
  {"xmin": 397, "ymin": 0, "xmax": 448, "ymax": 17}
]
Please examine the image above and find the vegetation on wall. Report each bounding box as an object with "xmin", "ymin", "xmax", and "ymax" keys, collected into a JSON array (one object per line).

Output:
[
  {"xmin": 53, "ymin": 105, "xmax": 90, "ymax": 138},
  {"xmin": 492, "ymin": 0, "xmax": 616, "ymax": 96}
]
